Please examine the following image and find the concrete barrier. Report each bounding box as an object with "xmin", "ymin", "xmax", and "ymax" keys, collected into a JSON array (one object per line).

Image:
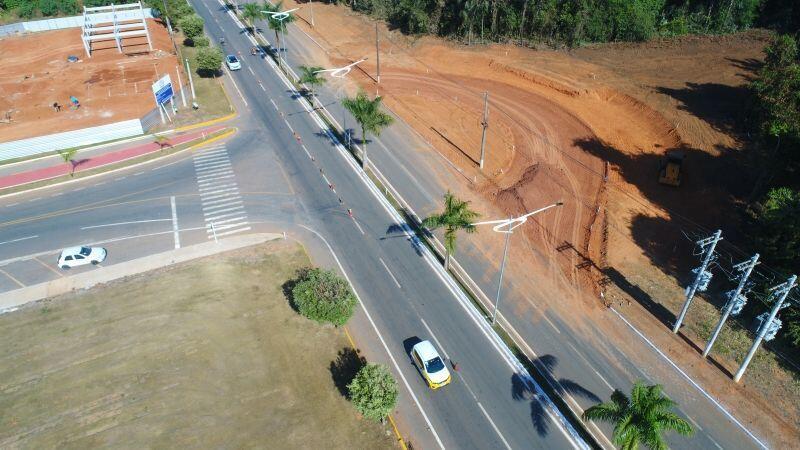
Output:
[{"xmin": 0, "ymin": 9, "xmax": 155, "ymax": 36}]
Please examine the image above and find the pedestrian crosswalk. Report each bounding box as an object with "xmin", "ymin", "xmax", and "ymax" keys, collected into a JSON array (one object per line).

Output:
[{"xmin": 194, "ymin": 144, "xmax": 251, "ymax": 239}]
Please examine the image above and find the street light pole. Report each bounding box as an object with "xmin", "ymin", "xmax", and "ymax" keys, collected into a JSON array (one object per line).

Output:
[
  {"xmin": 479, "ymin": 92, "xmax": 488, "ymax": 169},
  {"xmin": 315, "ymin": 59, "xmax": 368, "ymax": 150},
  {"xmin": 473, "ymin": 201, "xmax": 563, "ymax": 324}
]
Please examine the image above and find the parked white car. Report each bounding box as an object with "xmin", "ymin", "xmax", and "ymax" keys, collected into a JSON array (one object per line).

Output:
[
  {"xmin": 58, "ymin": 246, "xmax": 107, "ymax": 269},
  {"xmin": 225, "ymin": 54, "xmax": 241, "ymax": 70}
]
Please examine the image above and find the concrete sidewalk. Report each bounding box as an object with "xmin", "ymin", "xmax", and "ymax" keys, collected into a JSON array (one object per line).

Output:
[
  {"xmin": 0, "ymin": 232, "xmax": 283, "ymax": 314},
  {"xmin": 0, "ymin": 125, "xmax": 226, "ymax": 190}
]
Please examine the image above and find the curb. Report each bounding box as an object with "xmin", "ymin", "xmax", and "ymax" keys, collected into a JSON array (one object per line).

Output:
[
  {"xmin": 0, "ymin": 127, "xmax": 236, "ymax": 200},
  {"xmin": 175, "ymin": 111, "xmax": 238, "ymax": 132},
  {"xmin": 0, "ymin": 232, "xmax": 282, "ymax": 314}
]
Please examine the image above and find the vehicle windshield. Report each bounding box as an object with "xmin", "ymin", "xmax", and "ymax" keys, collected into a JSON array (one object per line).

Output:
[
  {"xmin": 425, "ymin": 356, "xmax": 445, "ymax": 373},
  {"xmin": 228, "ymin": 56, "xmax": 237, "ymax": 63},
  {"xmin": 79, "ymin": 247, "xmax": 92, "ymax": 256}
]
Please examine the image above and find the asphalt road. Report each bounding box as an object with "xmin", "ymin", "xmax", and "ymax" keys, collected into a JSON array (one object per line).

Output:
[{"xmin": 0, "ymin": 2, "xmax": 592, "ymax": 449}]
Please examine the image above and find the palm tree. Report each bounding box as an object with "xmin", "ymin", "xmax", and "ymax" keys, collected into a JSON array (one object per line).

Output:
[
  {"xmin": 583, "ymin": 381, "xmax": 693, "ymax": 450},
  {"xmin": 264, "ymin": 1, "xmax": 295, "ymax": 57},
  {"xmin": 341, "ymin": 90, "xmax": 393, "ymax": 168},
  {"xmin": 298, "ymin": 65, "xmax": 326, "ymax": 102},
  {"xmin": 422, "ymin": 191, "xmax": 480, "ymax": 270},
  {"xmin": 58, "ymin": 148, "xmax": 78, "ymax": 177},
  {"xmin": 241, "ymin": 2, "xmax": 265, "ymax": 35}
]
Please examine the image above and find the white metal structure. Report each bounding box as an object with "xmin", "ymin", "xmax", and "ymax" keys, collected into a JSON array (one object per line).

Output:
[{"xmin": 81, "ymin": 2, "xmax": 152, "ymax": 57}]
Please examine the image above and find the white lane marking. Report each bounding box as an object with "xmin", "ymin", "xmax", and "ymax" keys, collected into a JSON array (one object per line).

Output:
[
  {"xmin": 202, "ymin": 199, "xmax": 243, "ymax": 212},
  {"xmin": 203, "ymin": 205, "xmax": 244, "ymax": 217},
  {"xmin": 247, "ymin": 66, "xmax": 255, "ymax": 75},
  {"xmin": 566, "ymin": 342, "xmax": 614, "ymax": 390},
  {"xmin": 321, "ymin": 173, "xmax": 331, "ymax": 186},
  {"xmin": 223, "ymin": 66, "xmax": 248, "ymax": 106},
  {"xmin": 351, "ymin": 216, "xmax": 365, "ymax": 235},
  {"xmin": 170, "ymin": 196, "xmax": 180, "ymax": 249},
  {"xmin": 194, "ymin": 162, "xmax": 232, "ymax": 172},
  {"xmin": 134, "ymin": 171, "xmax": 144, "ymax": 176},
  {"xmin": 301, "ymin": 144, "xmax": 312, "ymax": 159},
  {"xmin": 0, "ymin": 235, "xmax": 38, "ymax": 246},
  {"xmin": 95, "ymin": 181, "xmax": 106, "ymax": 186},
  {"xmin": 81, "ymin": 219, "xmax": 171, "ymax": 230},
  {"xmin": 298, "ymin": 224, "xmax": 445, "ymax": 449},
  {"xmin": 477, "ymin": 402, "xmax": 513, "ymax": 450},
  {"xmin": 379, "ymin": 257, "xmax": 401, "ymax": 289},
  {"xmin": 259, "ymin": 82, "xmax": 265, "ymax": 91},
  {"xmin": 685, "ymin": 414, "xmax": 703, "ymax": 431},
  {"xmin": 205, "ymin": 216, "xmax": 245, "ymax": 226},
  {"xmin": 420, "ymin": 318, "xmax": 450, "ymax": 360},
  {"xmin": 214, "ymin": 226, "xmax": 251, "ymax": 237},
  {"xmin": 194, "ymin": 152, "xmax": 229, "ymax": 162},
  {"xmin": 269, "ymin": 98, "xmax": 279, "ymax": 110},
  {"xmin": 283, "ymin": 118, "xmax": 295, "ymax": 133},
  {"xmin": 50, "ymin": 192, "xmax": 63, "ymax": 197},
  {"xmin": 114, "ymin": 176, "xmax": 126, "ymax": 181},
  {"xmin": 6, "ymin": 202, "xmax": 19, "ymax": 207},
  {"xmin": 27, "ymin": 197, "xmax": 40, "ymax": 202},
  {"xmin": 610, "ymin": 308, "xmax": 768, "ymax": 449},
  {"xmin": 0, "ymin": 268, "xmax": 25, "ymax": 288},
  {"xmin": 152, "ymin": 158, "xmax": 189, "ymax": 170},
  {"xmin": 73, "ymin": 187, "xmax": 85, "ymax": 192},
  {"xmin": 541, "ymin": 312, "xmax": 561, "ymax": 334},
  {"xmin": 194, "ymin": 158, "xmax": 230, "ymax": 168},
  {"xmin": 709, "ymin": 436, "xmax": 723, "ymax": 450}
]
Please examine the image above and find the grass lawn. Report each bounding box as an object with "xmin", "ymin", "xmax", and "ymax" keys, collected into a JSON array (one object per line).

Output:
[{"xmin": 0, "ymin": 241, "xmax": 396, "ymax": 448}]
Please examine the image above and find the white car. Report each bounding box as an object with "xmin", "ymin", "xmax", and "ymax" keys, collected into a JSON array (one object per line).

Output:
[
  {"xmin": 411, "ymin": 340, "xmax": 452, "ymax": 389},
  {"xmin": 58, "ymin": 246, "xmax": 107, "ymax": 269},
  {"xmin": 225, "ymin": 54, "xmax": 241, "ymax": 70}
]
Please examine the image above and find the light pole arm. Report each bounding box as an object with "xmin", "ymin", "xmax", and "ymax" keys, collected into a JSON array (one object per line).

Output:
[{"xmin": 473, "ymin": 201, "xmax": 564, "ymax": 232}]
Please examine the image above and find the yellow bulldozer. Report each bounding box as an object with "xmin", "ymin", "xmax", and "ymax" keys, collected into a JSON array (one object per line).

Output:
[{"xmin": 658, "ymin": 151, "xmax": 684, "ymax": 187}]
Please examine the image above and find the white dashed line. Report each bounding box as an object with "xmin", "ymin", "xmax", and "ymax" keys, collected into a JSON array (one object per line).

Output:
[{"xmin": 379, "ymin": 257, "xmax": 402, "ymax": 289}]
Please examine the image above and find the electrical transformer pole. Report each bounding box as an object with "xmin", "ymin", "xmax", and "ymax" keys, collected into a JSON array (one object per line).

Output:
[
  {"xmin": 703, "ymin": 253, "xmax": 759, "ymax": 357},
  {"xmin": 479, "ymin": 92, "xmax": 489, "ymax": 169},
  {"xmin": 673, "ymin": 229, "xmax": 722, "ymax": 333},
  {"xmin": 734, "ymin": 275, "xmax": 797, "ymax": 382}
]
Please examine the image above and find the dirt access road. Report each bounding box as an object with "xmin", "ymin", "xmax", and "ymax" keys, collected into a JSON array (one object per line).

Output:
[
  {"xmin": 278, "ymin": 1, "xmax": 798, "ymax": 445},
  {"xmin": 0, "ymin": 19, "xmax": 182, "ymax": 142},
  {"xmin": 0, "ymin": 242, "xmax": 395, "ymax": 448}
]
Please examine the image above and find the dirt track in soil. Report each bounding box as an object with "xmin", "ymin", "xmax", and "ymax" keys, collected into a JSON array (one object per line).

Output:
[
  {"xmin": 0, "ymin": 19, "xmax": 181, "ymax": 143},
  {"xmin": 282, "ymin": 2, "xmax": 800, "ymax": 443}
]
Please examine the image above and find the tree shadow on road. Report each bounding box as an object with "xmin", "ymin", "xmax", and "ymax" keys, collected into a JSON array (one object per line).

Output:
[{"xmin": 384, "ymin": 222, "xmax": 424, "ymax": 257}]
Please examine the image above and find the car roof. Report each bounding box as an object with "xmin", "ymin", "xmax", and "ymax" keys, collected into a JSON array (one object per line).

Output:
[
  {"xmin": 413, "ymin": 340, "xmax": 440, "ymax": 361},
  {"xmin": 60, "ymin": 246, "xmax": 85, "ymax": 255},
  {"xmin": 227, "ymin": 55, "xmax": 237, "ymax": 60}
]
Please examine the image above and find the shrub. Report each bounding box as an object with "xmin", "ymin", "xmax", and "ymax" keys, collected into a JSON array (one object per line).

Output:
[
  {"xmin": 347, "ymin": 363, "xmax": 398, "ymax": 421},
  {"xmin": 17, "ymin": 1, "xmax": 37, "ymax": 18},
  {"xmin": 195, "ymin": 47, "xmax": 223, "ymax": 77},
  {"xmin": 178, "ymin": 13, "xmax": 204, "ymax": 40},
  {"xmin": 291, "ymin": 268, "xmax": 357, "ymax": 326},
  {"xmin": 38, "ymin": 0, "xmax": 59, "ymax": 16},
  {"xmin": 193, "ymin": 35, "xmax": 209, "ymax": 47}
]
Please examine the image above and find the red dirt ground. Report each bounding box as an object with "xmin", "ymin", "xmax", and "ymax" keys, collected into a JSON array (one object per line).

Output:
[
  {"xmin": 283, "ymin": 2, "xmax": 798, "ymax": 445},
  {"xmin": 0, "ymin": 19, "xmax": 183, "ymax": 143}
]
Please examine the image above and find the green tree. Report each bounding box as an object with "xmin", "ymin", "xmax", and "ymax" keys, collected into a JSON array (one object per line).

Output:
[
  {"xmin": 753, "ymin": 187, "xmax": 800, "ymax": 272},
  {"xmin": 264, "ymin": 1, "xmax": 295, "ymax": 57},
  {"xmin": 298, "ymin": 65, "xmax": 326, "ymax": 100},
  {"xmin": 241, "ymin": 2, "xmax": 265, "ymax": 34},
  {"xmin": 193, "ymin": 35, "xmax": 210, "ymax": 47},
  {"xmin": 291, "ymin": 268, "xmax": 357, "ymax": 326},
  {"xmin": 583, "ymin": 381, "xmax": 694, "ymax": 450},
  {"xmin": 347, "ymin": 363, "xmax": 398, "ymax": 421},
  {"xmin": 341, "ymin": 91, "xmax": 394, "ymax": 168},
  {"xmin": 422, "ymin": 191, "xmax": 480, "ymax": 270},
  {"xmin": 58, "ymin": 148, "xmax": 78, "ymax": 176},
  {"xmin": 195, "ymin": 47, "xmax": 223, "ymax": 77},
  {"xmin": 178, "ymin": 13, "xmax": 205, "ymax": 42}
]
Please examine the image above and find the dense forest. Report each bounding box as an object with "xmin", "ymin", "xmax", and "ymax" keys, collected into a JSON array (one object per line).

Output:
[{"xmin": 338, "ymin": 0, "xmax": 799, "ymax": 45}]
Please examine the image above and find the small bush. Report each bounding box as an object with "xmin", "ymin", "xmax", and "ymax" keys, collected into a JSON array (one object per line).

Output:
[
  {"xmin": 195, "ymin": 47, "xmax": 223, "ymax": 77},
  {"xmin": 193, "ymin": 35, "xmax": 209, "ymax": 47},
  {"xmin": 291, "ymin": 268, "xmax": 357, "ymax": 326},
  {"xmin": 178, "ymin": 13, "xmax": 204, "ymax": 40},
  {"xmin": 17, "ymin": 1, "xmax": 37, "ymax": 18},
  {"xmin": 347, "ymin": 363, "xmax": 398, "ymax": 421}
]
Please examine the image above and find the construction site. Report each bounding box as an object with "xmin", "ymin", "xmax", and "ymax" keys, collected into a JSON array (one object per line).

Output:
[
  {"xmin": 278, "ymin": 1, "xmax": 798, "ymax": 443},
  {"xmin": 0, "ymin": 4, "xmax": 180, "ymax": 143}
]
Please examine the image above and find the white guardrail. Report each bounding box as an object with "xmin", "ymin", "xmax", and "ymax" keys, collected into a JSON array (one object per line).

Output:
[{"xmin": 0, "ymin": 9, "xmax": 155, "ymax": 36}]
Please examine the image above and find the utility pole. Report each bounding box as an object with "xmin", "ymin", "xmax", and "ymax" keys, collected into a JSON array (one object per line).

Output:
[
  {"xmin": 479, "ymin": 92, "xmax": 489, "ymax": 169},
  {"xmin": 310, "ymin": 1, "xmax": 315, "ymax": 27},
  {"xmin": 492, "ymin": 217, "xmax": 512, "ymax": 325},
  {"xmin": 734, "ymin": 275, "xmax": 796, "ymax": 382},
  {"xmin": 185, "ymin": 58, "xmax": 196, "ymax": 100},
  {"xmin": 673, "ymin": 230, "xmax": 722, "ymax": 333},
  {"xmin": 703, "ymin": 253, "xmax": 759, "ymax": 357},
  {"xmin": 375, "ymin": 22, "xmax": 380, "ymax": 84}
]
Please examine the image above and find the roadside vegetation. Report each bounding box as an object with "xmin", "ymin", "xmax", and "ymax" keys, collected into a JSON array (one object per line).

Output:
[
  {"xmin": 289, "ymin": 267, "xmax": 357, "ymax": 326},
  {"xmin": 423, "ymin": 191, "xmax": 480, "ymax": 271},
  {"xmin": 0, "ymin": 242, "xmax": 396, "ymax": 448},
  {"xmin": 335, "ymin": 0, "xmax": 798, "ymax": 46}
]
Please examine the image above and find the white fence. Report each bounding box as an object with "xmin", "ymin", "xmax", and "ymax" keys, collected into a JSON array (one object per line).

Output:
[
  {"xmin": 0, "ymin": 9, "xmax": 155, "ymax": 36},
  {"xmin": 0, "ymin": 119, "xmax": 144, "ymax": 161}
]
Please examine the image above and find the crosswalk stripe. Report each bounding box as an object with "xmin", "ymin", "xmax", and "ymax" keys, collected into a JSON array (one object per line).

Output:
[
  {"xmin": 198, "ymin": 182, "xmax": 238, "ymax": 192},
  {"xmin": 213, "ymin": 226, "xmax": 252, "ymax": 238},
  {"xmin": 198, "ymin": 174, "xmax": 237, "ymax": 185},
  {"xmin": 206, "ymin": 221, "xmax": 249, "ymax": 232},
  {"xmin": 200, "ymin": 188, "xmax": 241, "ymax": 199},
  {"xmin": 201, "ymin": 194, "xmax": 241, "ymax": 205},
  {"xmin": 204, "ymin": 210, "xmax": 247, "ymax": 222},
  {"xmin": 205, "ymin": 216, "xmax": 246, "ymax": 226},
  {"xmin": 194, "ymin": 159, "xmax": 231, "ymax": 169},
  {"xmin": 202, "ymin": 200, "xmax": 243, "ymax": 212},
  {"xmin": 203, "ymin": 205, "xmax": 244, "ymax": 217},
  {"xmin": 194, "ymin": 149, "xmax": 228, "ymax": 159},
  {"xmin": 196, "ymin": 168, "xmax": 234, "ymax": 179}
]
